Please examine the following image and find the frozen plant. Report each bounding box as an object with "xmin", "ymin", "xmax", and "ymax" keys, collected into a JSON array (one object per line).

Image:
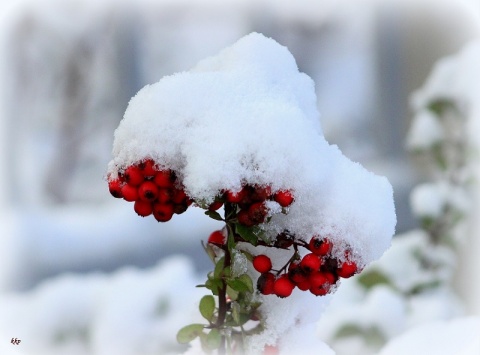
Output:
[{"xmin": 106, "ymin": 33, "xmax": 396, "ymax": 354}]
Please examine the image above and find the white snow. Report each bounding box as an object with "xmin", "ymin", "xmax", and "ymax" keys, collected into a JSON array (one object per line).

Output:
[
  {"xmin": 406, "ymin": 109, "xmax": 444, "ymax": 150},
  {"xmin": 0, "ymin": 256, "xmax": 205, "ymax": 355},
  {"xmin": 378, "ymin": 316, "xmax": 480, "ymax": 355},
  {"xmin": 410, "ymin": 182, "xmax": 469, "ymax": 220}
]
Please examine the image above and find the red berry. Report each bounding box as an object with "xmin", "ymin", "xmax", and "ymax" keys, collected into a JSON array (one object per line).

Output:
[
  {"xmin": 173, "ymin": 203, "xmax": 188, "ymax": 215},
  {"xmin": 153, "ymin": 170, "xmax": 174, "ymax": 188},
  {"xmin": 273, "ymin": 275, "xmax": 295, "ymax": 298},
  {"xmin": 134, "ymin": 200, "xmax": 153, "ymax": 217},
  {"xmin": 225, "ymin": 187, "xmax": 248, "ymax": 204},
  {"xmin": 309, "ymin": 272, "xmax": 329, "ymax": 296},
  {"xmin": 309, "ymin": 236, "xmax": 332, "ymax": 256},
  {"xmin": 108, "ymin": 179, "xmax": 123, "ymax": 198},
  {"xmin": 237, "ymin": 210, "xmax": 254, "ymax": 227},
  {"xmin": 251, "ymin": 185, "xmax": 272, "ymax": 202},
  {"xmin": 172, "ymin": 188, "xmax": 188, "ymax": 204},
  {"xmin": 153, "ymin": 203, "xmax": 174, "ymax": 222},
  {"xmin": 300, "ymin": 253, "xmax": 322, "ymax": 274},
  {"xmin": 253, "ymin": 255, "xmax": 272, "ymax": 273},
  {"xmin": 208, "ymin": 230, "xmax": 225, "ymax": 245},
  {"xmin": 273, "ymin": 231, "xmax": 294, "ymax": 249},
  {"xmin": 139, "ymin": 159, "xmax": 157, "ymax": 177},
  {"xmin": 288, "ymin": 261, "xmax": 308, "ymax": 284},
  {"xmin": 257, "ymin": 272, "xmax": 275, "ymax": 295},
  {"xmin": 296, "ymin": 279, "xmax": 311, "ymax": 291},
  {"xmin": 263, "ymin": 345, "xmax": 279, "ymax": 355},
  {"xmin": 157, "ymin": 188, "xmax": 172, "ymax": 203},
  {"xmin": 324, "ymin": 272, "xmax": 338, "ymax": 285},
  {"xmin": 208, "ymin": 200, "xmax": 223, "ymax": 211},
  {"xmin": 337, "ymin": 261, "xmax": 358, "ymax": 278},
  {"xmin": 248, "ymin": 202, "xmax": 268, "ymax": 224},
  {"xmin": 274, "ymin": 190, "xmax": 294, "ymax": 207},
  {"xmin": 124, "ymin": 166, "xmax": 144, "ymax": 186},
  {"xmin": 138, "ymin": 181, "xmax": 158, "ymax": 202},
  {"xmin": 121, "ymin": 184, "xmax": 138, "ymax": 202}
]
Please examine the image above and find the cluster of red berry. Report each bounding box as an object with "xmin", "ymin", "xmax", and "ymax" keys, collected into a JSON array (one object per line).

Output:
[
  {"xmin": 108, "ymin": 160, "xmax": 192, "ymax": 222},
  {"xmin": 254, "ymin": 236, "xmax": 358, "ymax": 298},
  {"xmin": 220, "ymin": 184, "xmax": 294, "ymax": 226}
]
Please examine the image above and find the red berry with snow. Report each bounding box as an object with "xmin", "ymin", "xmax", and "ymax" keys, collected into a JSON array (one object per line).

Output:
[
  {"xmin": 273, "ymin": 274, "xmax": 295, "ymax": 298},
  {"xmin": 134, "ymin": 200, "xmax": 153, "ymax": 217},
  {"xmin": 248, "ymin": 202, "xmax": 268, "ymax": 224},
  {"xmin": 225, "ymin": 188, "xmax": 248, "ymax": 204},
  {"xmin": 138, "ymin": 181, "xmax": 158, "ymax": 202},
  {"xmin": 273, "ymin": 231, "xmax": 294, "ymax": 249},
  {"xmin": 274, "ymin": 190, "xmax": 294, "ymax": 207},
  {"xmin": 309, "ymin": 236, "xmax": 332, "ymax": 256},
  {"xmin": 108, "ymin": 179, "xmax": 123, "ymax": 198},
  {"xmin": 309, "ymin": 272, "xmax": 329, "ymax": 296},
  {"xmin": 124, "ymin": 166, "xmax": 144, "ymax": 186},
  {"xmin": 153, "ymin": 170, "xmax": 175, "ymax": 188},
  {"xmin": 253, "ymin": 255, "xmax": 272, "ymax": 273},
  {"xmin": 337, "ymin": 261, "xmax": 358, "ymax": 278},
  {"xmin": 250, "ymin": 185, "xmax": 272, "ymax": 202},
  {"xmin": 257, "ymin": 272, "xmax": 275, "ymax": 295},
  {"xmin": 139, "ymin": 159, "xmax": 157, "ymax": 177}
]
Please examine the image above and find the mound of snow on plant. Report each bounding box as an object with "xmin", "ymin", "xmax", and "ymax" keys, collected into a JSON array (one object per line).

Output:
[
  {"xmin": 108, "ymin": 32, "xmax": 395, "ymax": 267},
  {"xmin": 107, "ymin": 32, "xmax": 396, "ymax": 353}
]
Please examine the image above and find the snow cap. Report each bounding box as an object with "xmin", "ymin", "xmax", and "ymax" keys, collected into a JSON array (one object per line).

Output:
[{"xmin": 108, "ymin": 32, "xmax": 396, "ymax": 267}]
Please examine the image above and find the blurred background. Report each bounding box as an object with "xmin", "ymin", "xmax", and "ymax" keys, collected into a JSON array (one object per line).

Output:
[{"xmin": 0, "ymin": 0, "xmax": 479, "ymax": 354}]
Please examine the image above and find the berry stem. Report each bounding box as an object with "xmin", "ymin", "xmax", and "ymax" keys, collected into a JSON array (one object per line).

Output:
[{"xmin": 216, "ymin": 202, "xmax": 236, "ymax": 354}]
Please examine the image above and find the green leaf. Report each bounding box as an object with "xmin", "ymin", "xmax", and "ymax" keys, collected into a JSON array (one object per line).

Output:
[
  {"xmin": 227, "ymin": 231, "xmax": 236, "ymax": 251},
  {"xmin": 226, "ymin": 274, "xmax": 254, "ymax": 293},
  {"xmin": 357, "ymin": 269, "xmax": 391, "ymax": 290},
  {"xmin": 176, "ymin": 324, "xmax": 204, "ymax": 344},
  {"xmin": 238, "ymin": 274, "xmax": 254, "ymax": 293},
  {"xmin": 202, "ymin": 241, "xmax": 217, "ymax": 263},
  {"xmin": 240, "ymin": 249, "xmax": 254, "ymax": 262},
  {"xmin": 199, "ymin": 295, "xmax": 216, "ymax": 322},
  {"xmin": 206, "ymin": 329, "xmax": 222, "ymax": 350},
  {"xmin": 235, "ymin": 224, "xmax": 258, "ymax": 246},
  {"xmin": 205, "ymin": 210, "xmax": 224, "ymax": 221},
  {"xmin": 232, "ymin": 302, "xmax": 241, "ymax": 324},
  {"xmin": 335, "ymin": 324, "xmax": 385, "ymax": 347},
  {"xmin": 427, "ymin": 99, "xmax": 454, "ymax": 116},
  {"xmin": 226, "ymin": 286, "xmax": 239, "ymax": 301},
  {"xmin": 224, "ymin": 311, "xmax": 251, "ymax": 327},
  {"xmin": 205, "ymin": 279, "xmax": 222, "ymax": 295},
  {"xmin": 214, "ymin": 257, "xmax": 225, "ymax": 278}
]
